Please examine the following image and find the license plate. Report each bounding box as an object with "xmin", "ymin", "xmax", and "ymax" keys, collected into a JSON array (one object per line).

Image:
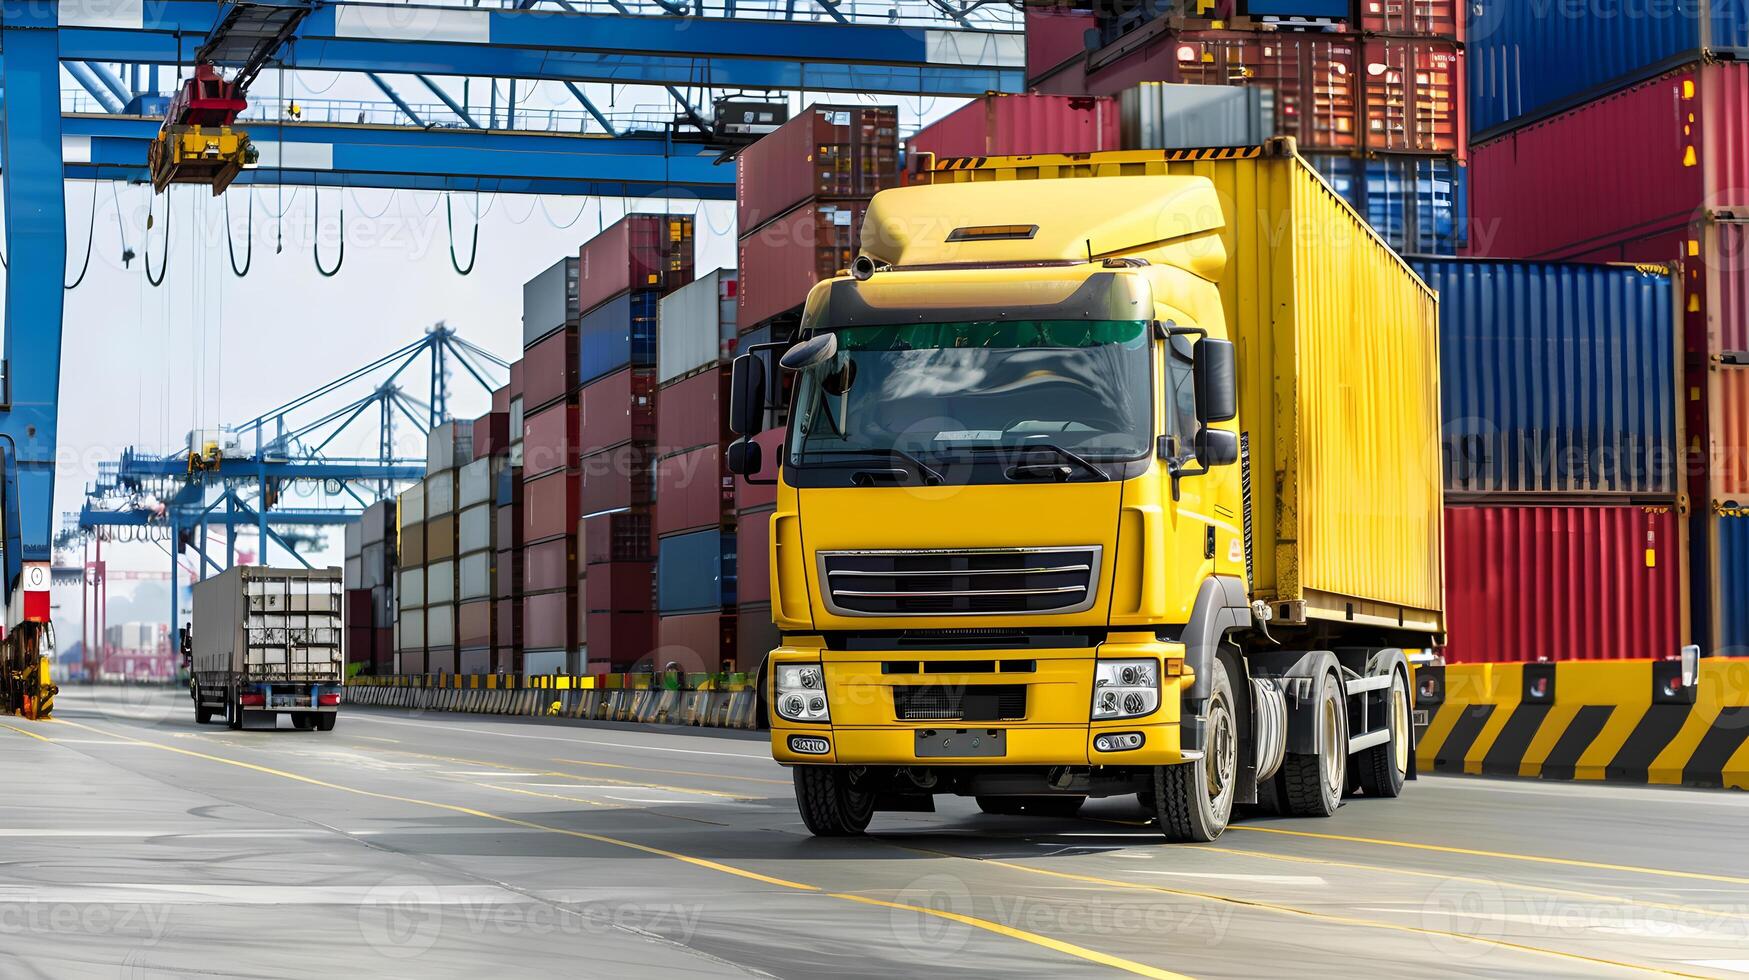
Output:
[
  {"xmin": 915, "ymin": 728, "xmax": 1006, "ymax": 758},
  {"xmin": 1413, "ymin": 709, "xmax": 1430, "ymax": 727},
  {"xmin": 272, "ymin": 696, "xmax": 309, "ymax": 708}
]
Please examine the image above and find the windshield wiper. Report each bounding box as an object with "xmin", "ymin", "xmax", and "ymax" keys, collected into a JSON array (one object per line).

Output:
[
  {"xmin": 947, "ymin": 443, "xmax": 1111, "ymax": 482},
  {"xmin": 798, "ymin": 448, "xmax": 946, "ymax": 486}
]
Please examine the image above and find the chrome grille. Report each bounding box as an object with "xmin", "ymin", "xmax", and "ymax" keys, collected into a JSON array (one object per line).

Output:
[
  {"xmin": 893, "ymin": 684, "xmax": 1027, "ymax": 721},
  {"xmin": 819, "ymin": 547, "xmax": 1100, "ymax": 616}
]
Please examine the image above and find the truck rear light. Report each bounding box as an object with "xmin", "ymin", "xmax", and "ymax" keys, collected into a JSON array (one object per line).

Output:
[
  {"xmin": 239, "ymin": 693, "xmax": 265, "ymax": 706},
  {"xmin": 318, "ymin": 693, "xmax": 341, "ymax": 706}
]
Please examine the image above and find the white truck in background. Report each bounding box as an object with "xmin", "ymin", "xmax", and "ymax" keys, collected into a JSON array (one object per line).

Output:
[{"xmin": 190, "ymin": 566, "xmax": 345, "ymax": 731}]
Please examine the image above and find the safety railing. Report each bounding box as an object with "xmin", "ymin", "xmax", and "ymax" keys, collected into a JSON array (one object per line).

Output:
[{"xmin": 346, "ymin": 671, "xmax": 762, "ymax": 731}]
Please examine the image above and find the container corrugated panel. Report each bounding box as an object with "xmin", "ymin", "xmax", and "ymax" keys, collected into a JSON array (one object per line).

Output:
[
  {"xmin": 1467, "ymin": 70, "xmax": 1704, "ymax": 262},
  {"xmin": 522, "ymin": 327, "xmax": 578, "ymax": 411},
  {"xmin": 732, "ymin": 427, "xmax": 786, "ymax": 513},
  {"xmin": 524, "ymin": 470, "xmax": 580, "ymax": 542},
  {"xmin": 473, "ymin": 411, "xmax": 510, "ymax": 460},
  {"xmin": 426, "ymin": 603, "xmax": 456, "ymax": 648},
  {"xmin": 398, "ymin": 610, "xmax": 425, "ymax": 651},
  {"xmin": 495, "ymin": 542, "xmax": 518, "ymax": 598},
  {"xmin": 1468, "ymin": 0, "xmax": 1748, "ymax": 136},
  {"xmin": 459, "ymin": 552, "xmax": 491, "ymax": 600},
  {"xmin": 522, "ymin": 256, "xmax": 579, "ymax": 346},
  {"xmin": 1717, "ymin": 367, "xmax": 1749, "ymax": 502},
  {"xmin": 579, "ymin": 292, "xmax": 659, "ymax": 386},
  {"xmin": 427, "ymin": 559, "xmax": 456, "ymax": 605},
  {"xmin": 426, "ymin": 514, "xmax": 456, "ymax": 561},
  {"xmin": 580, "ymin": 444, "xmax": 653, "ymax": 517},
  {"xmin": 655, "ymin": 445, "xmax": 729, "ymax": 538},
  {"xmin": 495, "ymin": 465, "xmax": 521, "ymax": 508},
  {"xmin": 1707, "ymin": 217, "xmax": 1749, "ymax": 359},
  {"xmin": 495, "ymin": 504, "xmax": 519, "ymax": 555},
  {"xmin": 736, "ymin": 603, "xmax": 780, "ymax": 673},
  {"xmin": 425, "ymin": 471, "xmax": 455, "ymax": 516},
  {"xmin": 1309, "ymin": 153, "xmax": 1466, "ymax": 254},
  {"xmin": 1120, "ymin": 83, "xmax": 1275, "ymax": 150},
  {"xmin": 578, "ymin": 214, "xmax": 696, "ymax": 316},
  {"xmin": 737, "ymin": 106, "xmax": 899, "ymax": 234},
  {"xmin": 361, "ymin": 542, "xmax": 389, "ymax": 590},
  {"xmin": 657, "ymin": 529, "xmax": 736, "ymax": 613},
  {"xmin": 579, "ymin": 367, "xmax": 656, "ymax": 451},
  {"xmin": 1706, "ymin": 66, "xmax": 1749, "ymax": 204},
  {"xmin": 522, "ymin": 590, "xmax": 573, "ymax": 650},
  {"xmin": 587, "ymin": 561, "xmax": 656, "ymax": 613},
  {"xmin": 585, "ymin": 611, "xmax": 655, "ymax": 670},
  {"xmin": 1409, "ymin": 258, "xmax": 1678, "ymax": 496},
  {"xmin": 426, "ymin": 422, "xmax": 474, "ymax": 472},
  {"xmin": 909, "ymin": 94, "xmax": 1120, "ymax": 160},
  {"xmin": 1027, "ymin": 8, "xmax": 1093, "ymax": 82},
  {"xmin": 656, "ymin": 612, "xmax": 734, "ymax": 666},
  {"xmin": 658, "ymin": 269, "xmax": 738, "ymax": 386},
  {"xmin": 458, "ymin": 458, "xmax": 493, "ymax": 508},
  {"xmin": 1443, "ymin": 505, "xmax": 1681, "ymax": 662},
  {"xmin": 494, "ymin": 599, "xmax": 520, "ymax": 652},
  {"xmin": 655, "ymin": 367, "xmax": 727, "ymax": 456},
  {"xmin": 399, "ymin": 483, "xmax": 425, "ymax": 525},
  {"xmin": 583, "ymin": 511, "xmax": 653, "ymax": 565},
  {"xmin": 344, "ymin": 520, "xmax": 363, "ymax": 559},
  {"xmin": 458, "ymin": 600, "xmax": 492, "ymax": 648},
  {"xmin": 524, "ymin": 537, "xmax": 572, "ymax": 593},
  {"xmin": 737, "ymin": 507, "xmax": 772, "ymax": 605},
  {"xmin": 400, "ymin": 520, "xmax": 426, "ymax": 566},
  {"xmin": 522, "ymin": 401, "xmax": 578, "ymax": 478},
  {"xmin": 344, "ymin": 556, "xmax": 363, "ymax": 591},
  {"xmin": 738, "ymin": 201, "xmax": 867, "ymax": 329},
  {"xmin": 1361, "ymin": 38, "xmax": 1464, "ymax": 158},
  {"xmin": 1359, "ymin": 0, "xmax": 1462, "ymax": 39},
  {"xmin": 1718, "ymin": 511, "xmax": 1749, "ymax": 655},
  {"xmin": 362, "ymin": 499, "xmax": 393, "ymax": 544},
  {"xmin": 459, "ymin": 504, "xmax": 493, "ymax": 555},
  {"xmin": 458, "ymin": 647, "xmax": 491, "ymax": 675}
]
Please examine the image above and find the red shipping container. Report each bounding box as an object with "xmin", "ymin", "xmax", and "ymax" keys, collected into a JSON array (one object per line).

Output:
[
  {"xmin": 472, "ymin": 411, "xmax": 510, "ymax": 459},
  {"xmin": 1443, "ymin": 505, "xmax": 1682, "ymax": 663},
  {"xmin": 909, "ymin": 94, "xmax": 1119, "ymax": 160},
  {"xmin": 655, "ymin": 367, "xmax": 728, "ymax": 456},
  {"xmin": 655, "ymin": 445, "xmax": 729, "ymax": 537},
  {"xmin": 522, "ymin": 328, "xmax": 578, "ymax": 411},
  {"xmin": 509, "ymin": 358, "xmax": 524, "ymax": 399},
  {"xmin": 524, "ymin": 536, "xmax": 573, "ymax": 593},
  {"xmin": 585, "ymin": 611, "xmax": 656, "ymax": 670},
  {"xmin": 737, "ymin": 507, "xmax": 772, "ymax": 605},
  {"xmin": 375, "ymin": 627, "xmax": 394, "ymax": 672},
  {"xmin": 523, "ymin": 469, "xmax": 580, "ymax": 542},
  {"xmin": 523, "ymin": 589, "xmax": 574, "ymax": 650},
  {"xmin": 580, "ymin": 444, "xmax": 653, "ymax": 515},
  {"xmin": 402, "ymin": 649, "xmax": 427, "ymax": 674},
  {"xmin": 733, "ymin": 426, "xmax": 787, "ymax": 512},
  {"xmin": 578, "ymin": 214, "xmax": 696, "ymax": 316},
  {"xmin": 737, "ymin": 105, "xmax": 899, "ymax": 235},
  {"xmin": 458, "ymin": 600, "xmax": 492, "ymax": 648},
  {"xmin": 523, "ymin": 401, "xmax": 579, "ymax": 477},
  {"xmin": 579, "ymin": 367, "xmax": 656, "ymax": 451},
  {"xmin": 738, "ymin": 201, "xmax": 867, "ymax": 329},
  {"xmin": 656, "ymin": 612, "xmax": 736, "ymax": 669},
  {"xmin": 494, "ymin": 598, "xmax": 520, "ymax": 651},
  {"xmin": 583, "ymin": 511, "xmax": 653, "ymax": 564},
  {"xmin": 586, "ymin": 560, "xmax": 655, "ymax": 612},
  {"xmin": 1361, "ymin": 39, "xmax": 1464, "ymax": 158},
  {"xmin": 345, "ymin": 588, "xmax": 372, "ymax": 631},
  {"xmin": 1717, "ymin": 367, "xmax": 1749, "ymax": 503},
  {"xmin": 1706, "ymin": 216, "xmax": 1749, "ymax": 358},
  {"xmin": 1358, "ymin": 0, "xmax": 1463, "ymax": 40},
  {"xmin": 1027, "ymin": 8, "xmax": 1094, "ymax": 83},
  {"xmin": 492, "ymin": 384, "xmax": 511, "ymax": 415},
  {"xmin": 1086, "ymin": 32, "xmax": 1362, "ymax": 153}
]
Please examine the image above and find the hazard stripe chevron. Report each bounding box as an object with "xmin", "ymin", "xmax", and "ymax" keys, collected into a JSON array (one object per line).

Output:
[{"xmin": 1414, "ymin": 660, "xmax": 1749, "ymax": 789}]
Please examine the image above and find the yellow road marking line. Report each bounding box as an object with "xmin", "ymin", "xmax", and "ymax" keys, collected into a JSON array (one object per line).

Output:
[
  {"xmin": 342, "ymin": 743, "xmax": 756, "ymax": 801},
  {"xmin": 1230, "ymin": 826, "xmax": 1749, "ymax": 886},
  {"xmin": 828, "ymin": 892, "xmax": 1190, "ymax": 980},
  {"xmin": 552, "ymin": 757, "xmax": 791, "ymax": 787},
  {"xmin": 45, "ymin": 717, "xmax": 1177, "ymax": 979},
  {"xmin": 0, "ymin": 721, "xmax": 54, "ymax": 742},
  {"xmin": 475, "ymin": 783, "xmax": 615, "ymax": 808}
]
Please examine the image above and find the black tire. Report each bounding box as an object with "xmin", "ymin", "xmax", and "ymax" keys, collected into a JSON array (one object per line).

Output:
[
  {"xmin": 1156, "ymin": 659, "xmax": 1239, "ymax": 842},
  {"xmin": 226, "ymin": 691, "xmax": 243, "ymax": 730},
  {"xmin": 1357, "ymin": 668, "xmax": 1410, "ymax": 799},
  {"xmin": 977, "ymin": 796, "xmax": 1086, "ymax": 817},
  {"xmin": 1281, "ymin": 669, "xmax": 1346, "ymax": 818},
  {"xmin": 315, "ymin": 713, "xmax": 337, "ymax": 732},
  {"xmin": 195, "ymin": 703, "xmax": 214, "ymax": 725},
  {"xmin": 290, "ymin": 713, "xmax": 315, "ymax": 730},
  {"xmin": 793, "ymin": 766, "xmax": 874, "ymax": 836}
]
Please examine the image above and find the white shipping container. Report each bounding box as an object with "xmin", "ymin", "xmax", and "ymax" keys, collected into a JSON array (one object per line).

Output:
[
  {"xmin": 360, "ymin": 541, "xmax": 389, "ymax": 590},
  {"xmin": 344, "ymin": 556, "xmax": 363, "ymax": 590},
  {"xmin": 658, "ymin": 269, "xmax": 738, "ymax": 385},
  {"xmin": 459, "ymin": 503, "xmax": 493, "ymax": 553},
  {"xmin": 399, "ymin": 483, "xmax": 426, "ymax": 525},
  {"xmin": 1119, "ymin": 82, "xmax": 1276, "ymax": 150},
  {"xmin": 344, "ymin": 521, "xmax": 363, "ymax": 560},
  {"xmin": 399, "ymin": 610, "xmax": 425, "ymax": 649},
  {"xmin": 523, "ymin": 648, "xmax": 567, "ymax": 676},
  {"xmin": 191, "ymin": 567, "xmax": 343, "ymax": 680},
  {"xmin": 400, "ymin": 567, "xmax": 426, "ymax": 608},
  {"xmin": 427, "ymin": 559, "xmax": 456, "ymax": 605},
  {"xmin": 459, "ymin": 552, "xmax": 491, "ymax": 600},
  {"xmin": 427, "ymin": 421, "xmax": 474, "ymax": 472},
  {"xmin": 459, "ymin": 458, "xmax": 493, "ymax": 508},
  {"xmin": 426, "ymin": 604, "xmax": 456, "ymax": 647},
  {"xmin": 362, "ymin": 499, "xmax": 393, "ymax": 544},
  {"xmin": 426, "ymin": 471, "xmax": 456, "ymax": 515}
]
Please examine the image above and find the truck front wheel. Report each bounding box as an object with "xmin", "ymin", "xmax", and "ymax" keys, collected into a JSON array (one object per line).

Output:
[
  {"xmin": 793, "ymin": 766, "xmax": 874, "ymax": 837},
  {"xmin": 1155, "ymin": 662, "xmax": 1238, "ymax": 842}
]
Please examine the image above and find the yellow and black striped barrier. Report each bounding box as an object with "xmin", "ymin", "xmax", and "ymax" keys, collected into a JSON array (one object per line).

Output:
[
  {"xmin": 1413, "ymin": 659, "xmax": 1749, "ymax": 789},
  {"xmin": 346, "ymin": 672, "xmax": 760, "ymax": 731}
]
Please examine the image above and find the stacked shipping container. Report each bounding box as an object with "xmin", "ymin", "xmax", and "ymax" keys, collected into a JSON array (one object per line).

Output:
[
  {"xmin": 421, "ymin": 422, "xmax": 472, "ymax": 675},
  {"xmin": 494, "ymin": 376, "xmax": 525, "ymax": 675},
  {"xmin": 521, "ymin": 255, "xmax": 583, "ymax": 676},
  {"xmin": 341, "ymin": 499, "xmax": 395, "ymax": 673}
]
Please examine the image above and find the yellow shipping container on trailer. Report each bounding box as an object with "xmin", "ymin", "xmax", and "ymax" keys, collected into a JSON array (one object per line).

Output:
[{"xmin": 727, "ymin": 138, "xmax": 1443, "ymax": 843}]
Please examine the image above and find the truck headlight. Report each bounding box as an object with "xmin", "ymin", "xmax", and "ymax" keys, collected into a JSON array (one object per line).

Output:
[
  {"xmin": 775, "ymin": 663, "xmax": 829, "ymax": 722},
  {"xmin": 1093, "ymin": 659, "xmax": 1159, "ymax": 720}
]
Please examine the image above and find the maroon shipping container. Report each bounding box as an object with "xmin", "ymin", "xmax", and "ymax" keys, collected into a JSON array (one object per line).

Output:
[
  {"xmin": 737, "ymin": 507, "xmax": 772, "ymax": 605},
  {"xmin": 1358, "ymin": 0, "xmax": 1463, "ymax": 40},
  {"xmin": 1086, "ymin": 32, "xmax": 1362, "ymax": 153},
  {"xmin": 492, "ymin": 384, "xmax": 511, "ymax": 416},
  {"xmin": 1361, "ymin": 39, "xmax": 1464, "ymax": 158},
  {"xmin": 495, "ymin": 505, "xmax": 518, "ymax": 551},
  {"xmin": 655, "ymin": 367, "xmax": 728, "ymax": 456},
  {"xmin": 458, "ymin": 600, "xmax": 492, "ymax": 648},
  {"xmin": 523, "ymin": 590, "xmax": 574, "ymax": 650},
  {"xmin": 655, "ymin": 445, "xmax": 730, "ymax": 537},
  {"xmin": 733, "ymin": 427, "xmax": 787, "ymax": 512},
  {"xmin": 346, "ymin": 625, "xmax": 372, "ymax": 666},
  {"xmin": 908, "ymin": 94, "xmax": 1119, "ymax": 160},
  {"xmin": 736, "ymin": 105, "xmax": 899, "ymax": 235},
  {"xmin": 579, "ymin": 367, "xmax": 656, "ymax": 452},
  {"xmin": 585, "ymin": 611, "xmax": 656, "ymax": 670},
  {"xmin": 1027, "ymin": 8, "xmax": 1094, "ymax": 84},
  {"xmin": 583, "ymin": 511, "xmax": 653, "ymax": 564},
  {"xmin": 580, "ymin": 444, "xmax": 653, "ymax": 515},
  {"xmin": 345, "ymin": 588, "xmax": 372, "ymax": 631},
  {"xmin": 1443, "ymin": 505, "xmax": 1683, "ymax": 663},
  {"xmin": 495, "ymin": 546, "xmax": 518, "ymax": 598},
  {"xmin": 1706, "ymin": 217, "xmax": 1749, "ymax": 358},
  {"xmin": 738, "ymin": 201, "xmax": 867, "ymax": 329},
  {"xmin": 524, "ymin": 536, "xmax": 573, "ymax": 593},
  {"xmin": 523, "ymin": 400, "xmax": 580, "ymax": 478},
  {"xmin": 509, "ymin": 359, "xmax": 524, "ymax": 398},
  {"xmin": 494, "ymin": 598, "xmax": 521, "ymax": 651},
  {"xmin": 578, "ymin": 214, "xmax": 697, "ymax": 316},
  {"xmin": 586, "ymin": 560, "xmax": 655, "ymax": 612},
  {"xmin": 523, "ymin": 469, "xmax": 580, "ymax": 542},
  {"xmin": 472, "ymin": 411, "xmax": 510, "ymax": 459},
  {"xmin": 656, "ymin": 612, "xmax": 736, "ymax": 669},
  {"xmin": 522, "ymin": 328, "xmax": 579, "ymax": 411}
]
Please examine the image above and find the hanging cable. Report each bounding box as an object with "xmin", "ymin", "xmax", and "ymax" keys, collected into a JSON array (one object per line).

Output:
[
  {"xmin": 64, "ymin": 180, "xmax": 100, "ymax": 290},
  {"xmin": 313, "ymin": 185, "xmax": 344, "ymax": 277},
  {"xmin": 224, "ymin": 187, "xmax": 253, "ymax": 277},
  {"xmin": 446, "ymin": 191, "xmax": 480, "ymax": 276},
  {"xmin": 112, "ymin": 181, "xmax": 135, "ymax": 268},
  {"xmin": 348, "ymin": 187, "xmax": 396, "ymax": 221},
  {"xmin": 145, "ymin": 189, "xmax": 171, "ymax": 288},
  {"xmin": 537, "ymin": 194, "xmax": 590, "ymax": 230}
]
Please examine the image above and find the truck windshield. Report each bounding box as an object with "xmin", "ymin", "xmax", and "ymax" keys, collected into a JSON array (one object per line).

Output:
[{"xmin": 787, "ymin": 320, "xmax": 1153, "ymax": 470}]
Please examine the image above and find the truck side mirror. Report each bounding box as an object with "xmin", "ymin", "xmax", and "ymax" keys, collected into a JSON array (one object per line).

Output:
[
  {"xmin": 1193, "ymin": 338, "xmax": 1237, "ymax": 424},
  {"xmin": 726, "ymin": 438, "xmax": 763, "ymax": 477},
  {"xmin": 729, "ymin": 352, "xmax": 767, "ymax": 437},
  {"xmin": 1195, "ymin": 428, "xmax": 1239, "ymax": 468}
]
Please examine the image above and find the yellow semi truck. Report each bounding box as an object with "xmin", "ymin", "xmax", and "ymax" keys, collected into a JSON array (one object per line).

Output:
[{"xmin": 726, "ymin": 141, "xmax": 1443, "ymax": 841}]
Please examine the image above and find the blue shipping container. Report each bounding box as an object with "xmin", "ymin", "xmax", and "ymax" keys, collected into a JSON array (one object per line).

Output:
[
  {"xmin": 1720, "ymin": 512, "xmax": 1749, "ymax": 656},
  {"xmin": 579, "ymin": 291, "xmax": 659, "ymax": 386},
  {"xmin": 1308, "ymin": 155, "xmax": 1466, "ymax": 256},
  {"xmin": 1469, "ymin": 1, "xmax": 1749, "ymax": 136},
  {"xmin": 1410, "ymin": 258, "xmax": 1677, "ymax": 496},
  {"xmin": 495, "ymin": 465, "xmax": 518, "ymax": 507},
  {"xmin": 657, "ymin": 529, "xmax": 737, "ymax": 613}
]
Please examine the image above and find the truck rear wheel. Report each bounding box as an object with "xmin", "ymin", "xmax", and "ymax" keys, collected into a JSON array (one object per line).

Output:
[
  {"xmin": 1280, "ymin": 669, "xmax": 1346, "ymax": 817},
  {"xmin": 195, "ymin": 704, "xmax": 214, "ymax": 725},
  {"xmin": 1156, "ymin": 661, "xmax": 1238, "ymax": 842},
  {"xmin": 315, "ymin": 713, "xmax": 337, "ymax": 732},
  {"xmin": 291, "ymin": 713, "xmax": 315, "ymax": 730},
  {"xmin": 1357, "ymin": 669, "xmax": 1409, "ymax": 799},
  {"xmin": 976, "ymin": 796, "xmax": 1086, "ymax": 817},
  {"xmin": 226, "ymin": 691, "xmax": 243, "ymax": 731},
  {"xmin": 793, "ymin": 766, "xmax": 874, "ymax": 837}
]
